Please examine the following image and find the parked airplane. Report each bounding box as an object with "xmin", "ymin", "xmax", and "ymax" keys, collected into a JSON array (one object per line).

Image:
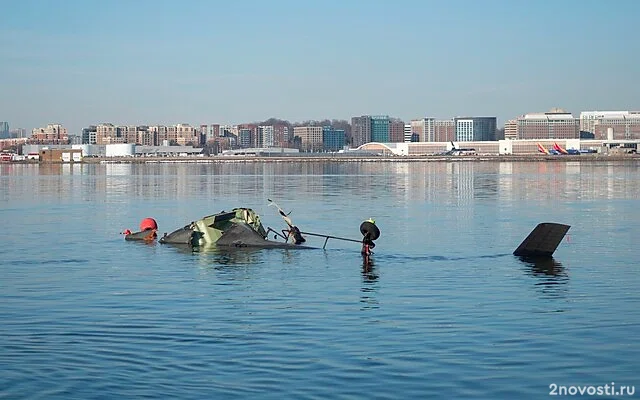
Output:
[
  {"xmin": 553, "ymin": 143, "xmax": 569, "ymax": 155},
  {"xmin": 448, "ymin": 141, "xmax": 476, "ymax": 155},
  {"xmin": 537, "ymin": 143, "xmax": 559, "ymax": 155}
]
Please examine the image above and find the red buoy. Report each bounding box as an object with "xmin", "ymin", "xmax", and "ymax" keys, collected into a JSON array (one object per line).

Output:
[{"xmin": 140, "ymin": 218, "xmax": 158, "ymax": 231}]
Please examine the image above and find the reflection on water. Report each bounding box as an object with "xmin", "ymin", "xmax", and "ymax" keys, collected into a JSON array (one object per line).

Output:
[
  {"xmin": 4, "ymin": 161, "xmax": 640, "ymax": 207},
  {"xmin": 361, "ymin": 255, "xmax": 379, "ymax": 310},
  {"xmin": 165, "ymin": 243, "xmax": 267, "ymax": 266},
  {"xmin": 521, "ymin": 256, "xmax": 566, "ymax": 278},
  {"xmin": 2, "ymin": 160, "xmax": 640, "ymax": 399},
  {"xmin": 519, "ymin": 256, "xmax": 569, "ymax": 299},
  {"xmin": 361, "ymin": 254, "xmax": 378, "ymax": 282}
]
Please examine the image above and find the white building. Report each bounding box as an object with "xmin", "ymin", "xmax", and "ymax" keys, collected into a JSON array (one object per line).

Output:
[{"xmin": 259, "ymin": 125, "xmax": 275, "ymax": 148}]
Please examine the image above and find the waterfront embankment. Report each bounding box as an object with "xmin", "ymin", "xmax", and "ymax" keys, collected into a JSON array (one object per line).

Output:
[{"xmin": 80, "ymin": 153, "xmax": 639, "ymax": 164}]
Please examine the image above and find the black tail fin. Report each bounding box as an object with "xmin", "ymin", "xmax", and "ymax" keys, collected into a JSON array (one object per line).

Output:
[{"xmin": 513, "ymin": 223, "xmax": 570, "ymax": 258}]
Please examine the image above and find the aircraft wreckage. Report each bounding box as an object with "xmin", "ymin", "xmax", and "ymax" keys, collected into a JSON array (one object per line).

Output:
[{"xmin": 122, "ymin": 199, "xmax": 569, "ymax": 260}]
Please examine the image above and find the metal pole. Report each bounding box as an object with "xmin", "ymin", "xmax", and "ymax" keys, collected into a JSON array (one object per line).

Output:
[{"xmin": 300, "ymin": 231, "xmax": 363, "ymax": 244}]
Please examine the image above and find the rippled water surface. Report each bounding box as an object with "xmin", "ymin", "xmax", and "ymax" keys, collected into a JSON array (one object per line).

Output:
[{"xmin": 1, "ymin": 161, "xmax": 639, "ymax": 399}]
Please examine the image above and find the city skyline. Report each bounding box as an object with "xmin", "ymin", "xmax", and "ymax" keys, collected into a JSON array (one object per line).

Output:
[{"xmin": 2, "ymin": 0, "xmax": 638, "ymax": 135}]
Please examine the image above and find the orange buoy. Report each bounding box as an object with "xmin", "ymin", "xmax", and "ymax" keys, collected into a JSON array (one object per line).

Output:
[{"xmin": 140, "ymin": 218, "xmax": 158, "ymax": 231}]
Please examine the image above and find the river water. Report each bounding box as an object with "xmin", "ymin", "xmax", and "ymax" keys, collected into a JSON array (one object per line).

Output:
[{"xmin": 1, "ymin": 160, "xmax": 639, "ymax": 399}]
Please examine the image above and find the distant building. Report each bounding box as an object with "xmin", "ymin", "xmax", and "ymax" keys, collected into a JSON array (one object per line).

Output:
[
  {"xmin": 403, "ymin": 124, "xmax": 413, "ymax": 143},
  {"xmin": 258, "ymin": 125, "xmax": 274, "ymax": 147},
  {"xmin": 30, "ymin": 123, "xmax": 69, "ymax": 144},
  {"xmin": 434, "ymin": 119, "xmax": 455, "ymax": 142},
  {"xmin": 0, "ymin": 122, "xmax": 9, "ymax": 139},
  {"xmin": 293, "ymin": 126, "xmax": 323, "ymax": 151},
  {"xmin": 137, "ymin": 126, "xmax": 156, "ymax": 146},
  {"xmin": 370, "ymin": 115, "xmax": 390, "ymax": 142},
  {"xmin": 389, "ymin": 120, "xmax": 405, "ymax": 142},
  {"xmin": 175, "ymin": 123, "xmax": 198, "ymax": 145},
  {"xmin": 410, "ymin": 118, "xmax": 435, "ymax": 142},
  {"xmin": 150, "ymin": 125, "xmax": 168, "ymax": 145},
  {"xmin": 409, "ymin": 118, "xmax": 455, "ymax": 142},
  {"xmin": 205, "ymin": 124, "xmax": 220, "ymax": 141},
  {"xmin": 220, "ymin": 125, "xmax": 238, "ymax": 138},
  {"xmin": 516, "ymin": 109, "xmax": 579, "ymax": 140},
  {"xmin": 322, "ymin": 126, "xmax": 346, "ymax": 151},
  {"xmin": 504, "ymin": 119, "xmax": 517, "ymax": 140},
  {"xmin": 238, "ymin": 128, "xmax": 252, "ymax": 148},
  {"xmin": 9, "ymin": 128, "xmax": 27, "ymax": 138},
  {"xmin": 96, "ymin": 123, "xmax": 121, "ymax": 144},
  {"xmin": 273, "ymin": 125, "xmax": 290, "ymax": 147},
  {"xmin": 82, "ymin": 125, "xmax": 97, "ymax": 144},
  {"xmin": 351, "ymin": 116, "xmax": 371, "ymax": 147},
  {"xmin": 93, "ymin": 123, "xmax": 198, "ymax": 146},
  {"xmin": 455, "ymin": 117, "xmax": 496, "ymax": 141},
  {"xmin": 580, "ymin": 111, "xmax": 640, "ymax": 140}
]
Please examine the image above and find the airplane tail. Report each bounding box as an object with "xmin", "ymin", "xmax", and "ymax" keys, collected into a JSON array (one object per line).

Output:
[
  {"xmin": 514, "ymin": 222, "xmax": 571, "ymax": 258},
  {"xmin": 537, "ymin": 143, "xmax": 550, "ymax": 154},
  {"xmin": 553, "ymin": 142, "xmax": 568, "ymax": 154}
]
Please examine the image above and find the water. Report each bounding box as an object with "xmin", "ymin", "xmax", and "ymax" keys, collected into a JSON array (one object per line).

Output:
[{"xmin": 1, "ymin": 161, "xmax": 639, "ymax": 399}]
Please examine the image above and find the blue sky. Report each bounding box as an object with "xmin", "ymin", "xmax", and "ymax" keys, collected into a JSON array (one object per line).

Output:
[{"xmin": 1, "ymin": 0, "xmax": 638, "ymax": 134}]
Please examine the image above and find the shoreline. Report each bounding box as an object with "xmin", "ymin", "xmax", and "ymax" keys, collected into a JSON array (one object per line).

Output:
[
  {"xmin": 3, "ymin": 153, "xmax": 639, "ymax": 165},
  {"xmin": 77, "ymin": 153, "xmax": 640, "ymax": 164}
]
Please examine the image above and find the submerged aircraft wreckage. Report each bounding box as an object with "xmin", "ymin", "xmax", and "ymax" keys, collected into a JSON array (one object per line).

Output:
[
  {"xmin": 123, "ymin": 199, "xmax": 569, "ymax": 260},
  {"xmin": 123, "ymin": 199, "xmax": 381, "ymax": 256}
]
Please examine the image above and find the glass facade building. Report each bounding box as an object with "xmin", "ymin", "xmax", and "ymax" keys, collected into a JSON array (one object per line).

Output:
[
  {"xmin": 454, "ymin": 117, "xmax": 497, "ymax": 141},
  {"xmin": 370, "ymin": 115, "xmax": 390, "ymax": 143},
  {"xmin": 0, "ymin": 122, "xmax": 9, "ymax": 139},
  {"xmin": 322, "ymin": 127, "xmax": 346, "ymax": 151}
]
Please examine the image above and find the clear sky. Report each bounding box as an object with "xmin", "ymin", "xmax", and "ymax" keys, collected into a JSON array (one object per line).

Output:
[{"xmin": 1, "ymin": 0, "xmax": 638, "ymax": 134}]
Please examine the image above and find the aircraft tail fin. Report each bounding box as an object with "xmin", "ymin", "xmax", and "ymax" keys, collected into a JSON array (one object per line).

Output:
[
  {"xmin": 537, "ymin": 143, "xmax": 550, "ymax": 154},
  {"xmin": 513, "ymin": 222, "xmax": 571, "ymax": 258},
  {"xmin": 554, "ymin": 142, "xmax": 569, "ymax": 154}
]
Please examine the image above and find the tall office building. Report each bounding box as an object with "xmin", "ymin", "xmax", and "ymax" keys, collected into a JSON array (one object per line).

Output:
[
  {"xmin": 454, "ymin": 117, "xmax": 497, "ymax": 141},
  {"xmin": 273, "ymin": 125, "xmax": 289, "ymax": 147},
  {"xmin": 0, "ymin": 122, "xmax": 9, "ymax": 139},
  {"xmin": 516, "ymin": 109, "xmax": 578, "ymax": 140},
  {"xmin": 238, "ymin": 128, "xmax": 252, "ymax": 148},
  {"xmin": 323, "ymin": 127, "xmax": 346, "ymax": 151},
  {"xmin": 389, "ymin": 120, "xmax": 405, "ymax": 142},
  {"xmin": 434, "ymin": 119, "xmax": 455, "ymax": 142},
  {"xmin": 410, "ymin": 118, "xmax": 435, "ymax": 142},
  {"xmin": 370, "ymin": 115, "xmax": 390, "ymax": 143},
  {"xmin": 259, "ymin": 125, "xmax": 274, "ymax": 148},
  {"xmin": 351, "ymin": 116, "xmax": 371, "ymax": 147}
]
